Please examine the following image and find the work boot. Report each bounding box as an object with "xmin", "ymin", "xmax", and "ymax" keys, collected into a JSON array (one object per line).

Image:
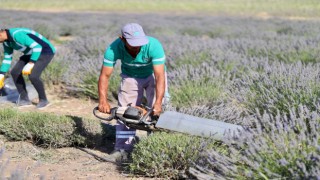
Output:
[
  {"xmin": 37, "ymin": 99, "xmax": 50, "ymax": 109},
  {"xmin": 105, "ymin": 149, "xmax": 129, "ymax": 163}
]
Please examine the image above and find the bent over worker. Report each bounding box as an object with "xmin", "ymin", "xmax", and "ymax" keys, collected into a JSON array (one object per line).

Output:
[
  {"xmin": 0, "ymin": 28, "xmax": 55, "ymax": 108},
  {"xmin": 98, "ymin": 23, "xmax": 167, "ymax": 161}
]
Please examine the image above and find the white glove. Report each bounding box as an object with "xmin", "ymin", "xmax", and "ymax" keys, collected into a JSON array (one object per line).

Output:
[
  {"xmin": 0, "ymin": 74, "xmax": 4, "ymax": 89},
  {"xmin": 22, "ymin": 63, "xmax": 35, "ymax": 75}
]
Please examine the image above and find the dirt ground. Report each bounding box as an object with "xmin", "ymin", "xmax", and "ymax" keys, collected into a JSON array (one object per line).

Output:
[{"xmin": 0, "ymin": 87, "xmax": 148, "ymax": 180}]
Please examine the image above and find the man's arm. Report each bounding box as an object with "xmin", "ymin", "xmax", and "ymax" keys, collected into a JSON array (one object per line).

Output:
[
  {"xmin": 98, "ymin": 65, "xmax": 114, "ymax": 113},
  {"xmin": 0, "ymin": 43, "xmax": 14, "ymax": 73},
  {"xmin": 153, "ymin": 64, "xmax": 165, "ymax": 115}
]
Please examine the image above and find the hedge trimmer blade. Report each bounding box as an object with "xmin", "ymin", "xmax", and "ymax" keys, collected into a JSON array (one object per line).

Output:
[
  {"xmin": 155, "ymin": 111, "xmax": 244, "ymax": 140},
  {"xmin": 93, "ymin": 105, "xmax": 244, "ymax": 140}
]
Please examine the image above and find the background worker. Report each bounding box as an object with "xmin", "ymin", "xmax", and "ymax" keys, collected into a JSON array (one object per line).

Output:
[
  {"xmin": 98, "ymin": 23, "xmax": 167, "ymax": 161},
  {"xmin": 0, "ymin": 28, "xmax": 55, "ymax": 108}
]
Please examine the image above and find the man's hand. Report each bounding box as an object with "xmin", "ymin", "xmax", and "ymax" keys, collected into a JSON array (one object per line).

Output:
[
  {"xmin": 22, "ymin": 62, "xmax": 35, "ymax": 75},
  {"xmin": 135, "ymin": 106, "xmax": 147, "ymax": 116},
  {"xmin": 153, "ymin": 103, "xmax": 162, "ymax": 116},
  {"xmin": 98, "ymin": 101, "xmax": 111, "ymax": 114},
  {"xmin": 0, "ymin": 74, "xmax": 5, "ymax": 89}
]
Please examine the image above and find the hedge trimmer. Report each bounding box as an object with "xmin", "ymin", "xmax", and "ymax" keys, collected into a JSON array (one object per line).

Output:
[
  {"xmin": 93, "ymin": 105, "xmax": 159, "ymax": 132},
  {"xmin": 93, "ymin": 104, "xmax": 243, "ymax": 140}
]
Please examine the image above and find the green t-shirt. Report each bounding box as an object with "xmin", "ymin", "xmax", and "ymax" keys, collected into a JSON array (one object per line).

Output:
[
  {"xmin": 0, "ymin": 28, "xmax": 56, "ymax": 73},
  {"xmin": 103, "ymin": 36, "xmax": 165, "ymax": 78}
]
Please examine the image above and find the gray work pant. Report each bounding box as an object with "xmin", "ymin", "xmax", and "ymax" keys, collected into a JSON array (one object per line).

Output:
[{"xmin": 115, "ymin": 73, "xmax": 169, "ymax": 151}]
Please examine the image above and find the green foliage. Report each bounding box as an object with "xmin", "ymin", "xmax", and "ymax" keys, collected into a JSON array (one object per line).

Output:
[
  {"xmin": 78, "ymin": 70, "xmax": 121, "ymax": 101},
  {"xmin": 0, "ymin": 108, "xmax": 105, "ymax": 148},
  {"xmin": 108, "ymin": 71, "xmax": 122, "ymax": 101},
  {"xmin": 78, "ymin": 72, "xmax": 99, "ymax": 99},
  {"xmin": 216, "ymin": 60, "xmax": 247, "ymax": 79},
  {"xmin": 170, "ymin": 77, "xmax": 222, "ymax": 107},
  {"xmin": 192, "ymin": 106, "xmax": 320, "ymax": 179},
  {"xmin": 241, "ymin": 136, "xmax": 318, "ymax": 179},
  {"xmin": 276, "ymin": 26, "xmax": 294, "ymax": 35},
  {"xmin": 245, "ymin": 75, "xmax": 320, "ymax": 115},
  {"xmin": 180, "ymin": 28, "xmax": 223, "ymax": 38},
  {"xmin": 206, "ymin": 28, "xmax": 224, "ymax": 38},
  {"xmin": 130, "ymin": 132, "xmax": 222, "ymax": 178},
  {"xmin": 273, "ymin": 50, "xmax": 319, "ymax": 64},
  {"xmin": 231, "ymin": 111, "xmax": 319, "ymax": 179},
  {"xmin": 180, "ymin": 28, "xmax": 202, "ymax": 36},
  {"xmin": 42, "ymin": 59, "xmax": 67, "ymax": 86},
  {"xmin": 169, "ymin": 51, "xmax": 211, "ymax": 69},
  {"xmin": 297, "ymin": 50, "xmax": 318, "ymax": 64},
  {"xmin": 247, "ymin": 48, "xmax": 319, "ymax": 64},
  {"xmin": 59, "ymin": 24, "xmax": 78, "ymax": 37},
  {"xmin": 149, "ymin": 27, "xmax": 175, "ymax": 36}
]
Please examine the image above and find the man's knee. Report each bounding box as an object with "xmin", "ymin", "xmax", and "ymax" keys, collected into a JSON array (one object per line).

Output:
[
  {"xmin": 29, "ymin": 74, "xmax": 40, "ymax": 83},
  {"xmin": 11, "ymin": 70, "xmax": 21, "ymax": 79}
]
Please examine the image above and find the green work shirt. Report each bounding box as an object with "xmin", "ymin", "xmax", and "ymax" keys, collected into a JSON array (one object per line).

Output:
[
  {"xmin": 103, "ymin": 36, "xmax": 165, "ymax": 78},
  {"xmin": 0, "ymin": 28, "xmax": 56, "ymax": 73}
]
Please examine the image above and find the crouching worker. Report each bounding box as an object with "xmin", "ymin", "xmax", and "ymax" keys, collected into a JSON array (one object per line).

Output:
[
  {"xmin": 98, "ymin": 23, "xmax": 167, "ymax": 162},
  {"xmin": 0, "ymin": 28, "xmax": 55, "ymax": 108}
]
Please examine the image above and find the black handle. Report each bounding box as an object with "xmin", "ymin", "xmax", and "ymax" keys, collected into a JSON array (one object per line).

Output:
[{"xmin": 93, "ymin": 106, "xmax": 117, "ymax": 121}]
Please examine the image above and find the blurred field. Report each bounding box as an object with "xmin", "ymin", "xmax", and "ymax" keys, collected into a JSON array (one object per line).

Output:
[
  {"xmin": 0, "ymin": 0, "xmax": 320, "ymax": 178},
  {"xmin": 1, "ymin": 0, "xmax": 320, "ymax": 18}
]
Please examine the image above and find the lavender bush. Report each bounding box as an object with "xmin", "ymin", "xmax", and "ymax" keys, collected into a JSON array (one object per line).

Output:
[
  {"xmin": 0, "ymin": 108, "xmax": 105, "ymax": 148},
  {"xmin": 168, "ymin": 63, "xmax": 225, "ymax": 107},
  {"xmin": 130, "ymin": 132, "xmax": 226, "ymax": 179},
  {"xmin": 228, "ymin": 61, "xmax": 320, "ymax": 115},
  {"xmin": 191, "ymin": 105, "xmax": 320, "ymax": 179}
]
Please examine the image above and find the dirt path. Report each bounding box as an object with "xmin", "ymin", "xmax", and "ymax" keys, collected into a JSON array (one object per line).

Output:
[
  {"xmin": 0, "ymin": 88, "xmax": 148, "ymax": 180},
  {"xmin": 0, "ymin": 139, "xmax": 128, "ymax": 180}
]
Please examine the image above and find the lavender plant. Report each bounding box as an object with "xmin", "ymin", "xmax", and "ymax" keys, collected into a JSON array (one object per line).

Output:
[
  {"xmin": 0, "ymin": 108, "xmax": 105, "ymax": 148},
  {"xmin": 168, "ymin": 62, "xmax": 225, "ymax": 107},
  {"xmin": 130, "ymin": 132, "xmax": 226, "ymax": 179},
  {"xmin": 192, "ymin": 105, "xmax": 320, "ymax": 179},
  {"xmin": 32, "ymin": 23, "xmax": 58, "ymax": 40},
  {"xmin": 228, "ymin": 61, "xmax": 320, "ymax": 115},
  {"xmin": 42, "ymin": 59, "xmax": 67, "ymax": 86}
]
